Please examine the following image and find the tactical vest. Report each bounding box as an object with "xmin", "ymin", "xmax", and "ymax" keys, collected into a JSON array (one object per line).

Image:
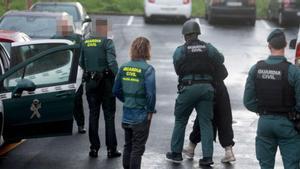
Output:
[
  {"xmin": 82, "ymin": 37, "xmax": 108, "ymax": 72},
  {"xmin": 175, "ymin": 40, "xmax": 215, "ymax": 80},
  {"xmin": 120, "ymin": 61, "xmax": 150, "ymax": 109},
  {"xmin": 254, "ymin": 60, "xmax": 295, "ymax": 113}
]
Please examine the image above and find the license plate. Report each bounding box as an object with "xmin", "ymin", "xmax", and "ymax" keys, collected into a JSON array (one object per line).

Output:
[
  {"xmin": 297, "ymin": 12, "xmax": 300, "ymax": 16},
  {"xmin": 226, "ymin": 2, "xmax": 242, "ymax": 7},
  {"xmin": 161, "ymin": 7, "xmax": 177, "ymax": 11}
]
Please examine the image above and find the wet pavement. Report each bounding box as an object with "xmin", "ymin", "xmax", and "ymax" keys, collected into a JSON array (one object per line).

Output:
[{"xmin": 0, "ymin": 15, "xmax": 299, "ymax": 169}]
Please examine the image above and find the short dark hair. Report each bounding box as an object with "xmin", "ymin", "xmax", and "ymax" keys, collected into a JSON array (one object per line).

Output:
[
  {"xmin": 269, "ymin": 35, "xmax": 287, "ymax": 49},
  {"xmin": 130, "ymin": 37, "xmax": 151, "ymax": 60}
]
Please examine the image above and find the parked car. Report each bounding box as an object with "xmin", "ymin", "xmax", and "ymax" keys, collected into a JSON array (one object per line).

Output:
[
  {"xmin": 0, "ymin": 39, "xmax": 82, "ymax": 145},
  {"xmin": 205, "ymin": 0, "xmax": 256, "ymax": 25},
  {"xmin": 144, "ymin": 0, "xmax": 192, "ymax": 23},
  {"xmin": 268, "ymin": 0, "xmax": 300, "ymax": 26},
  {"xmin": 0, "ymin": 30, "xmax": 31, "ymax": 56},
  {"xmin": 30, "ymin": 2, "xmax": 91, "ymax": 37},
  {"xmin": 0, "ymin": 11, "xmax": 74, "ymax": 39},
  {"xmin": 0, "ymin": 30, "xmax": 31, "ymax": 73}
]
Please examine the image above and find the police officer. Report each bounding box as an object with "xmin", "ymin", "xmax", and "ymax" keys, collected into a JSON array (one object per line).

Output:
[
  {"xmin": 113, "ymin": 37, "xmax": 156, "ymax": 169},
  {"xmin": 166, "ymin": 20, "xmax": 224, "ymax": 166},
  {"xmin": 80, "ymin": 19, "xmax": 121, "ymax": 158},
  {"xmin": 244, "ymin": 29, "xmax": 300, "ymax": 169},
  {"xmin": 53, "ymin": 17, "xmax": 86, "ymax": 134},
  {"xmin": 183, "ymin": 64, "xmax": 236, "ymax": 163}
]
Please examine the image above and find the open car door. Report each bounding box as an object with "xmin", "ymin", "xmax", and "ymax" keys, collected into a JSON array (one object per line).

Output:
[{"xmin": 0, "ymin": 43, "xmax": 81, "ymax": 141}]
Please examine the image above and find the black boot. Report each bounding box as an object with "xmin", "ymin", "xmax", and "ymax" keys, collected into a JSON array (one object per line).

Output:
[
  {"xmin": 199, "ymin": 157, "xmax": 214, "ymax": 166},
  {"xmin": 107, "ymin": 149, "xmax": 121, "ymax": 158},
  {"xmin": 89, "ymin": 149, "xmax": 98, "ymax": 158},
  {"xmin": 165, "ymin": 152, "xmax": 183, "ymax": 163},
  {"xmin": 78, "ymin": 126, "xmax": 86, "ymax": 134}
]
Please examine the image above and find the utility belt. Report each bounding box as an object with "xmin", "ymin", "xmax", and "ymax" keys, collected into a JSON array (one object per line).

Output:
[
  {"xmin": 85, "ymin": 71, "xmax": 104, "ymax": 82},
  {"xmin": 84, "ymin": 69, "xmax": 114, "ymax": 82},
  {"xmin": 179, "ymin": 79, "xmax": 212, "ymax": 86},
  {"xmin": 260, "ymin": 111, "xmax": 300, "ymax": 133},
  {"xmin": 177, "ymin": 79, "xmax": 212, "ymax": 92}
]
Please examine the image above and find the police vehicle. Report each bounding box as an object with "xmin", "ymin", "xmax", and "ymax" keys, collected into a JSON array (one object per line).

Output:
[{"xmin": 0, "ymin": 39, "xmax": 82, "ymax": 145}]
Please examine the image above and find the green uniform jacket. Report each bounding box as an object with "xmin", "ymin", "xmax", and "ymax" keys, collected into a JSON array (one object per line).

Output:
[
  {"xmin": 173, "ymin": 42, "xmax": 224, "ymax": 81},
  {"xmin": 243, "ymin": 56, "xmax": 300, "ymax": 113},
  {"xmin": 80, "ymin": 34, "xmax": 118, "ymax": 75}
]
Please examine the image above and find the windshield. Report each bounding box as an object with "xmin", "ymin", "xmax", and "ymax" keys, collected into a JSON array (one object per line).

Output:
[
  {"xmin": 0, "ymin": 15, "xmax": 57, "ymax": 39},
  {"xmin": 32, "ymin": 4, "xmax": 80, "ymax": 22}
]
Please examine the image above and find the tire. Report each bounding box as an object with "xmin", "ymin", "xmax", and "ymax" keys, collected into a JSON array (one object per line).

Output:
[
  {"xmin": 144, "ymin": 16, "xmax": 152, "ymax": 24},
  {"xmin": 278, "ymin": 11, "xmax": 287, "ymax": 26},
  {"xmin": 208, "ymin": 14, "xmax": 215, "ymax": 25},
  {"xmin": 249, "ymin": 19, "xmax": 256, "ymax": 26}
]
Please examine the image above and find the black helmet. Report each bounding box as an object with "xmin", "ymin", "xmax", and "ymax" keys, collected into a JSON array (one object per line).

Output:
[{"xmin": 182, "ymin": 20, "xmax": 201, "ymax": 35}]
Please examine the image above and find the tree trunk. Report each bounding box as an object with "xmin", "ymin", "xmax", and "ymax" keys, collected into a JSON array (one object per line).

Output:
[{"xmin": 26, "ymin": 0, "xmax": 33, "ymax": 10}]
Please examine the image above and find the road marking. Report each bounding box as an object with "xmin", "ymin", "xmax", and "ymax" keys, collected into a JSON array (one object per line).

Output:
[
  {"xmin": 195, "ymin": 17, "xmax": 201, "ymax": 26},
  {"xmin": 127, "ymin": 16, "xmax": 134, "ymax": 26},
  {"xmin": 261, "ymin": 20, "xmax": 272, "ymax": 30},
  {"xmin": 0, "ymin": 140, "xmax": 25, "ymax": 156}
]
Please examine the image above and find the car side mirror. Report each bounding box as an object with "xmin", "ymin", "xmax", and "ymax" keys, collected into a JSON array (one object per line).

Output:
[
  {"xmin": 12, "ymin": 79, "xmax": 36, "ymax": 98},
  {"xmin": 82, "ymin": 17, "xmax": 91, "ymax": 25},
  {"xmin": 290, "ymin": 39, "xmax": 297, "ymax": 49}
]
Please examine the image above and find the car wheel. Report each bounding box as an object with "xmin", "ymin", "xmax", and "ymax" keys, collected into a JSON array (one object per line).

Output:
[
  {"xmin": 144, "ymin": 16, "xmax": 152, "ymax": 24},
  {"xmin": 278, "ymin": 11, "xmax": 287, "ymax": 26},
  {"xmin": 208, "ymin": 14, "xmax": 215, "ymax": 25},
  {"xmin": 249, "ymin": 18, "xmax": 256, "ymax": 26}
]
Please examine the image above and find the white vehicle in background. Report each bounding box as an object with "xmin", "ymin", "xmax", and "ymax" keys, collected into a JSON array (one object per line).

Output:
[{"xmin": 144, "ymin": 0, "xmax": 192, "ymax": 23}]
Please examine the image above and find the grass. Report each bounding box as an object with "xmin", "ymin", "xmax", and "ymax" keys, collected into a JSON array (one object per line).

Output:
[{"xmin": 0, "ymin": 0, "xmax": 270, "ymax": 18}]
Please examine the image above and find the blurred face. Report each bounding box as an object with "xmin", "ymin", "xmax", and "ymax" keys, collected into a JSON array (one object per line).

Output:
[
  {"xmin": 57, "ymin": 19, "xmax": 72, "ymax": 36},
  {"xmin": 95, "ymin": 20, "xmax": 107, "ymax": 37}
]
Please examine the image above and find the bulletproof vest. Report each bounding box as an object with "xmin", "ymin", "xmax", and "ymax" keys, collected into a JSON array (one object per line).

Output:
[
  {"xmin": 120, "ymin": 61, "xmax": 150, "ymax": 109},
  {"xmin": 82, "ymin": 36, "xmax": 108, "ymax": 72},
  {"xmin": 175, "ymin": 40, "xmax": 215, "ymax": 79},
  {"xmin": 255, "ymin": 60, "xmax": 295, "ymax": 113}
]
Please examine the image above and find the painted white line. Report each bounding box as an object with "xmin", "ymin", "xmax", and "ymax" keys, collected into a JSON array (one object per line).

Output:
[
  {"xmin": 195, "ymin": 17, "xmax": 201, "ymax": 26},
  {"xmin": 261, "ymin": 20, "xmax": 272, "ymax": 30},
  {"xmin": 127, "ymin": 16, "xmax": 134, "ymax": 26}
]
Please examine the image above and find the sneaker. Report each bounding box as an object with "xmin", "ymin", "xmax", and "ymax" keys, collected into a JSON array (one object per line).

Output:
[
  {"xmin": 89, "ymin": 149, "xmax": 98, "ymax": 158},
  {"xmin": 199, "ymin": 157, "xmax": 214, "ymax": 166},
  {"xmin": 165, "ymin": 152, "xmax": 183, "ymax": 163},
  {"xmin": 183, "ymin": 142, "xmax": 196, "ymax": 159},
  {"xmin": 107, "ymin": 149, "xmax": 122, "ymax": 158},
  {"xmin": 78, "ymin": 126, "xmax": 86, "ymax": 134},
  {"xmin": 221, "ymin": 146, "xmax": 236, "ymax": 163}
]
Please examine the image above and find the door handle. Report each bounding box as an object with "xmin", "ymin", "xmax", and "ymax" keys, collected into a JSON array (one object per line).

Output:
[{"xmin": 56, "ymin": 91, "xmax": 73, "ymax": 97}]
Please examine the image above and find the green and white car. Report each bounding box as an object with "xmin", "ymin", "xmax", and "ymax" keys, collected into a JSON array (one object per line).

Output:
[{"xmin": 0, "ymin": 39, "xmax": 82, "ymax": 145}]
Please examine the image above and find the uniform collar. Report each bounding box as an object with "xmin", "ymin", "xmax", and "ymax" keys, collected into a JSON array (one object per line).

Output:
[{"xmin": 268, "ymin": 55, "xmax": 287, "ymax": 61}]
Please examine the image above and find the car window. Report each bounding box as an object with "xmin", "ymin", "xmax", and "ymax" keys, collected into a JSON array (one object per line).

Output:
[
  {"xmin": 0, "ymin": 16, "xmax": 57, "ymax": 39},
  {"xmin": 4, "ymin": 49, "xmax": 74, "ymax": 88},
  {"xmin": 0, "ymin": 42, "xmax": 11, "ymax": 54},
  {"xmin": 32, "ymin": 5, "xmax": 80, "ymax": 22},
  {"xmin": 10, "ymin": 43, "xmax": 67, "ymax": 67}
]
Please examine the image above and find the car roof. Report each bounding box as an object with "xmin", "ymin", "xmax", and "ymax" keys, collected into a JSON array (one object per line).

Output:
[
  {"xmin": 31, "ymin": 2, "xmax": 82, "ymax": 8},
  {"xmin": 0, "ymin": 30, "xmax": 30, "ymax": 42},
  {"xmin": 3, "ymin": 10, "xmax": 69, "ymax": 18}
]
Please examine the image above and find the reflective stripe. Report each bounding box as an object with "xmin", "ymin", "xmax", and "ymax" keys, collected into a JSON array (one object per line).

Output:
[{"xmin": 0, "ymin": 83, "xmax": 76, "ymax": 101}]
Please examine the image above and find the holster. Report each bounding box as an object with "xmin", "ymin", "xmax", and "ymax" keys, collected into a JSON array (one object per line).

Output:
[{"xmin": 288, "ymin": 112, "xmax": 300, "ymax": 133}]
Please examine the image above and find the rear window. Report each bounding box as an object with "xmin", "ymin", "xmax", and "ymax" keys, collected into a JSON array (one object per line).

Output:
[
  {"xmin": 0, "ymin": 15, "xmax": 57, "ymax": 39},
  {"xmin": 32, "ymin": 4, "xmax": 80, "ymax": 22}
]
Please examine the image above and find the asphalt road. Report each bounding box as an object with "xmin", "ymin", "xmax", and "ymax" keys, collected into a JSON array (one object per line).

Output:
[{"xmin": 0, "ymin": 15, "xmax": 299, "ymax": 169}]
